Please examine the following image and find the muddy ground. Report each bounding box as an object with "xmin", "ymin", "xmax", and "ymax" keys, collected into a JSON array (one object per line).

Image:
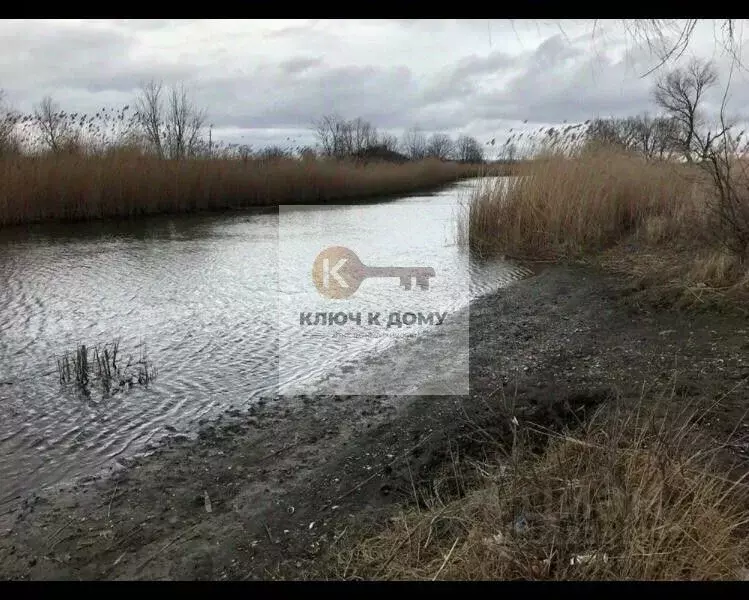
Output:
[{"xmin": 1, "ymin": 264, "xmax": 748, "ymax": 580}]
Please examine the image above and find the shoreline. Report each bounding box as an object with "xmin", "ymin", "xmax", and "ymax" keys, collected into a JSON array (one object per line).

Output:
[{"xmin": 1, "ymin": 263, "xmax": 747, "ymax": 580}]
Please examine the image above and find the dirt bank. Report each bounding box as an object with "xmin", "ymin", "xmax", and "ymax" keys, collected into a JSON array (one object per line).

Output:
[{"xmin": 1, "ymin": 264, "xmax": 748, "ymax": 580}]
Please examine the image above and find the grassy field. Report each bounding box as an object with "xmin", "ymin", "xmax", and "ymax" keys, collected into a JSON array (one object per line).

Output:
[
  {"xmin": 0, "ymin": 154, "xmax": 494, "ymax": 226},
  {"xmin": 459, "ymin": 147, "xmax": 749, "ymax": 304}
]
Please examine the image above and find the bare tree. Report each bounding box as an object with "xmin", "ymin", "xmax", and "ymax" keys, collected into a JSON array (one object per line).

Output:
[
  {"xmin": 235, "ymin": 144, "xmax": 253, "ymax": 161},
  {"xmin": 134, "ymin": 80, "xmax": 207, "ymax": 159},
  {"xmin": 631, "ymin": 115, "xmax": 658, "ymax": 158},
  {"xmin": 314, "ymin": 114, "xmax": 344, "ymax": 158},
  {"xmin": 586, "ymin": 117, "xmax": 637, "ymax": 150},
  {"xmin": 653, "ymin": 58, "xmax": 718, "ymax": 162},
  {"xmin": 0, "ymin": 114, "xmax": 14, "ymax": 155},
  {"xmin": 630, "ymin": 114, "xmax": 681, "ymax": 160},
  {"xmin": 652, "ymin": 58, "xmax": 748, "ymax": 259},
  {"xmin": 34, "ymin": 96, "xmax": 76, "ymax": 153},
  {"xmin": 314, "ymin": 114, "xmax": 380, "ymax": 159},
  {"xmin": 537, "ymin": 20, "xmax": 742, "ymax": 70},
  {"xmin": 401, "ymin": 127, "xmax": 428, "ymax": 160},
  {"xmin": 165, "ymin": 84, "xmax": 207, "ymax": 159},
  {"xmin": 698, "ymin": 107, "xmax": 749, "ymax": 261},
  {"xmin": 651, "ymin": 117, "xmax": 681, "ymax": 160},
  {"xmin": 346, "ymin": 117, "xmax": 379, "ymax": 155},
  {"xmin": 456, "ymin": 134, "xmax": 484, "ymax": 163},
  {"xmin": 378, "ymin": 133, "xmax": 400, "ymax": 153},
  {"xmin": 134, "ymin": 80, "xmax": 165, "ymax": 158},
  {"xmin": 584, "ymin": 115, "xmax": 680, "ymax": 160},
  {"xmin": 426, "ymin": 133, "xmax": 455, "ymax": 160}
]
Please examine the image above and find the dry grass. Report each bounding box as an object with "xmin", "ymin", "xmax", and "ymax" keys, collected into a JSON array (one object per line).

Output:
[
  {"xmin": 335, "ymin": 396, "xmax": 749, "ymax": 580},
  {"xmin": 0, "ymin": 154, "xmax": 486, "ymax": 226},
  {"xmin": 460, "ymin": 147, "xmax": 705, "ymax": 260},
  {"xmin": 459, "ymin": 147, "xmax": 749, "ymax": 299},
  {"xmin": 601, "ymin": 245, "xmax": 749, "ymax": 308}
]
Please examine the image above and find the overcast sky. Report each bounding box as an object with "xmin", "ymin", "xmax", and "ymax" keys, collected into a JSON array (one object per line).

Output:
[{"xmin": 2, "ymin": 19, "xmax": 748, "ymax": 157}]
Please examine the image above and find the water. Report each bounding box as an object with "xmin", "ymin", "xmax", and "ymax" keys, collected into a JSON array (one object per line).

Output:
[{"xmin": 0, "ymin": 178, "xmax": 532, "ymax": 505}]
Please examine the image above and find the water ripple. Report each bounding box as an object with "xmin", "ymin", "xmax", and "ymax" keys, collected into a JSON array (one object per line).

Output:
[{"xmin": 0, "ymin": 179, "xmax": 534, "ymax": 505}]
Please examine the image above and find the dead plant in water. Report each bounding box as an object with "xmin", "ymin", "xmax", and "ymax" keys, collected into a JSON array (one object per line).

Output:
[{"xmin": 57, "ymin": 339, "xmax": 156, "ymax": 398}]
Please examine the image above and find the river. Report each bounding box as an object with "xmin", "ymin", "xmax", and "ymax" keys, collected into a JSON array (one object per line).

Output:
[{"xmin": 0, "ymin": 177, "xmax": 531, "ymax": 506}]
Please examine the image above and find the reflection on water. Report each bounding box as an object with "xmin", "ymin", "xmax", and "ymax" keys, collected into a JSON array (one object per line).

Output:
[{"xmin": 0, "ymin": 178, "xmax": 532, "ymax": 504}]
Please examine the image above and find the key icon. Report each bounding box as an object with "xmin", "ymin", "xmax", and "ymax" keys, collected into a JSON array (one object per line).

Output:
[{"xmin": 312, "ymin": 246, "xmax": 435, "ymax": 299}]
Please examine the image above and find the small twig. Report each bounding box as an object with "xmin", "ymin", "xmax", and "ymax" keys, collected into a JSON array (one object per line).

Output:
[
  {"xmin": 407, "ymin": 461, "xmax": 420, "ymax": 512},
  {"xmin": 432, "ymin": 536, "xmax": 460, "ymax": 581},
  {"xmin": 111, "ymin": 552, "xmax": 127, "ymax": 568},
  {"xmin": 259, "ymin": 441, "xmax": 300, "ymax": 462},
  {"xmin": 107, "ymin": 482, "xmax": 119, "ymax": 521},
  {"xmin": 330, "ymin": 526, "xmax": 348, "ymax": 549}
]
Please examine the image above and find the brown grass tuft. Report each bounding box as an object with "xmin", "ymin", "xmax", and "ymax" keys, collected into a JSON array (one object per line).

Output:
[{"xmin": 335, "ymin": 396, "xmax": 749, "ymax": 580}]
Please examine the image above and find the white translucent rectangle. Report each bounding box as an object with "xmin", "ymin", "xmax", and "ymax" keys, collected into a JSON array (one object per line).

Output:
[{"xmin": 277, "ymin": 202, "xmax": 470, "ymax": 396}]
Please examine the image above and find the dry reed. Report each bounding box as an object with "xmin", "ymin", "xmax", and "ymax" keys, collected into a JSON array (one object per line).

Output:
[
  {"xmin": 0, "ymin": 154, "xmax": 485, "ymax": 226},
  {"xmin": 336, "ymin": 393, "xmax": 749, "ymax": 580},
  {"xmin": 459, "ymin": 147, "xmax": 749, "ymax": 295}
]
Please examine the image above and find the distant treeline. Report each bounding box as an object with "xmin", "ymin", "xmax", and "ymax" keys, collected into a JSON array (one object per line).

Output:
[
  {"xmin": 0, "ymin": 81, "xmax": 487, "ymax": 164},
  {"xmin": 313, "ymin": 114, "xmax": 485, "ymax": 163}
]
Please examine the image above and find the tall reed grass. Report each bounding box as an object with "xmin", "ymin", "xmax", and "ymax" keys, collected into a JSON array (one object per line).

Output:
[
  {"xmin": 459, "ymin": 147, "xmax": 749, "ymax": 296},
  {"xmin": 0, "ymin": 154, "xmax": 485, "ymax": 226},
  {"xmin": 460, "ymin": 147, "xmax": 705, "ymax": 260}
]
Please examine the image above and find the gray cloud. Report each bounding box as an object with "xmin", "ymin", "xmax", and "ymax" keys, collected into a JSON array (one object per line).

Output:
[
  {"xmin": 0, "ymin": 19, "xmax": 746, "ymax": 155},
  {"xmin": 195, "ymin": 60, "xmax": 418, "ymax": 131}
]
